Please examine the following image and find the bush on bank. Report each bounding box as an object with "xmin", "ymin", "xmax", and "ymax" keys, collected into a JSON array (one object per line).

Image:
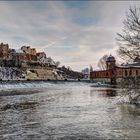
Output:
[{"xmin": 118, "ymin": 77, "xmax": 140, "ymax": 105}]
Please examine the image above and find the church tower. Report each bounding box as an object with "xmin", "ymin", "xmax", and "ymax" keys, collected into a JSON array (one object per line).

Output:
[{"xmin": 106, "ymin": 55, "xmax": 116, "ymax": 70}]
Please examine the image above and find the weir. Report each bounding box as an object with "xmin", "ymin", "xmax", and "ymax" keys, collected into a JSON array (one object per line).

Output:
[{"xmin": 0, "ymin": 80, "xmax": 95, "ymax": 91}]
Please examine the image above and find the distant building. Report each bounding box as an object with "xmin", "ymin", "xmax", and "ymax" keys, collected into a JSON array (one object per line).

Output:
[
  {"xmin": 0, "ymin": 42, "xmax": 56, "ymax": 68},
  {"xmin": 90, "ymin": 55, "xmax": 140, "ymax": 84},
  {"xmin": 37, "ymin": 52, "xmax": 46, "ymax": 60},
  {"xmin": 21, "ymin": 46, "xmax": 30, "ymax": 53},
  {"xmin": 0, "ymin": 43, "xmax": 9, "ymax": 59},
  {"xmin": 10, "ymin": 49, "xmax": 25, "ymax": 61},
  {"xmin": 81, "ymin": 68, "xmax": 90, "ymax": 79},
  {"xmin": 26, "ymin": 54, "xmax": 37, "ymax": 62},
  {"xmin": 31, "ymin": 48, "xmax": 37, "ymax": 55},
  {"xmin": 0, "ymin": 42, "xmax": 62, "ymax": 80},
  {"xmin": 21, "ymin": 46, "xmax": 37, "ymax": 61},
  {"xmin": 21, "ymin": 46, "xmax": 36, "ymax": 55}
]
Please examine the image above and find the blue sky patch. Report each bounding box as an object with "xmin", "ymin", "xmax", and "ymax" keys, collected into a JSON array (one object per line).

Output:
[
  {"xmin": 73, "ymin": 17, "xmax": 98, "ymax": 26},
  {"xmin": 64, "ymin": 1, "xmax": 89, "ymax": 9}
]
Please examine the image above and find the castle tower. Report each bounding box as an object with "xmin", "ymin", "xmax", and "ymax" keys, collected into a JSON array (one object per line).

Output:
[
  {"xmin": 0, "ymin": 43, "xmax": 9, "ymax": 59},
  {"xmin": 106, "ymin": 55, "xmax": 116, "ymax": 70}
]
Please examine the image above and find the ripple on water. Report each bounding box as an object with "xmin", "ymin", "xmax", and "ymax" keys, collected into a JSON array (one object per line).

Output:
[
  {"xmin": 0, "ymin": 101, "xmax": 39, "ymax": 111},
  {"xmin": 0, "ymin": 82, "xmax": 140, "ymax": 139}
]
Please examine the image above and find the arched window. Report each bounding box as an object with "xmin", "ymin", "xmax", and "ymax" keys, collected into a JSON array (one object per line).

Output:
[
  {"xmin": 94, "ymin": 73, "xmax": 96, "ymax": 78},
  {"xmin": 96, "ymin": 73, "xmax": 98, "ymax": 77},
  {"xmin": 136, "ymin": 70, "xmax": 138, "ymax": 76},
  {"xmin": 125, "ymin": 70, "xmax": 128, "ymax": 76},
  {"xmin": 119, "ymin": 71, "xmax": 121, "ymax": 75},
  {"xmin": 106, "ymin": 72, "xmax": 108, "ymax": 77},
  {"xmin": 129, "ymin": 70, "xmax": 132, "ymax": 76}
]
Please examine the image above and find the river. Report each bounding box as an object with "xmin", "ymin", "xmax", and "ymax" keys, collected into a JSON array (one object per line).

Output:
[{"xmin": 0, "ymin": 81, "xmax": 140, "ymax": 139}]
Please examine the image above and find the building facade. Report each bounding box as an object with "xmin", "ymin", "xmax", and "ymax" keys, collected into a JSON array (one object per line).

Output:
[
  {"xmin": 0, "ymin": 43, "xmax": 9, "ymax": 59},
  {"xmin": 90, "ymin": 55, "xmax": 140, "ymax": 84},
  {"xmin": 0, "ymin": 43, "xmax": 48, "ymax": 66}
]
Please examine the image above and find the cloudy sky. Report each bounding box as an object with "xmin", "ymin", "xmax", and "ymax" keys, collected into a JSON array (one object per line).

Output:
[{"xmin": 0, "ymin": 1, "xmax": 139, "ymax": 71}]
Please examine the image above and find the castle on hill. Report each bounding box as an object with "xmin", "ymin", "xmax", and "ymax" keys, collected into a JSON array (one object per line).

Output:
[{"xmin": 0, "ymin": 42, "xmax": 63, "ymax": 80}]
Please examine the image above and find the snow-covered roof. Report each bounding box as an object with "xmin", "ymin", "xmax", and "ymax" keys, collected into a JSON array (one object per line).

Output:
[
  {"xmin": 11, "ymin": 49, "xmax": 24, "ymax": 54},
  {"xmin": 15, "ymin": 49, "xmax": 24, "ymax": 53},
  {"xmin": 118, "ymin": 65, "xmax": 140, "ymax": 68},
  {"xmin": 120, "ymin": 62, "xmax": 140, "ymax": 67},
  {"xmin": 117, "ymin": 62, "xmax": 140, "ymax": 68}
]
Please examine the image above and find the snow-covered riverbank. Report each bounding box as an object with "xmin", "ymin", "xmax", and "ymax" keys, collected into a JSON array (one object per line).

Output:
[{"xmin": 0, "ymin": 67, "xmax": 25, "ymax": 80}]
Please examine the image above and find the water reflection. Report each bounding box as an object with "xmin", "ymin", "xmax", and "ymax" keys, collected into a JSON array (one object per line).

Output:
[
  {"xmin": 1, "ymin": 101, "xmax": 38, "ymax": 111},
  {"xmin": 90, "ymin": 88, "xmax": 117, "ymax": 97}
]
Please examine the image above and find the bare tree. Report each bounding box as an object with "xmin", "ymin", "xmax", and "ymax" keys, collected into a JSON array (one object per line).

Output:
[
  {"xmin": 67, "ymin": 66, "xmax": 72, "ymax": 71},
  {"xmin": 90, "ymin": 65, "xmax": 93, "ymax": 72},
  {"xmin": 98, "ymin": 55, "xmax": 108, "ymax": 70},
  {"xmin": 115, "ymin": 6, "xmax": 140, "ymax": 104},
  {"xmin": 55, "ymin": 61, "xmax": 60, "ymax": 68},
  {"xmin": 116, "ymin": 6, "xmax": 140, "ymax": 61},
  {"xmin": 47, "ymin": 57, "xmax": 53, "ymax": 63},
  {"xmin": 118, "ymin": 78, "xmax": 140, "ymax": 104}
]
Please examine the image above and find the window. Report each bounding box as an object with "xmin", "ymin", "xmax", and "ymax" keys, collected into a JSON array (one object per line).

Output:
[
  {"xmin": 119, "ymin": 71, "xmax": 121, "ymax": 75},
  {"xmin": 96, "ymin": 73, "xmax": 98, "ymax": 77},
  {"xmin": 136, "ymin": 70, "xmax": 138, "ymax": 76},
  {"xmin": 106, "ymin": 72, "xmax": 108, "ymax": 77},
  {"xmin": 125, "ymin": 70, "xmax": 128, "ymax": 76},
  {"xmin": 112, "ymin": 71, "xmax": 114, "ymax": 75},
  {"xmin": 129, "ymin": 70, "xmax": 132, "ymax": 76}
]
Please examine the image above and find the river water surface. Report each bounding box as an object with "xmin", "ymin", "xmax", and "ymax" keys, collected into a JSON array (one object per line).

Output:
[{"xmin": 0, "ymin": 81, "xmax": 140, "ymax": 139}]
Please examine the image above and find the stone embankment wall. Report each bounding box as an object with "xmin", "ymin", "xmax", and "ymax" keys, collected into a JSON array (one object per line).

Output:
[
  {"xmin": 92, "ymin": 78, "xmax": 111, "ymax": 84},
  {"xmin": 26, "ymin": 68, "xmax": 64, "ymax": 80},
  {"xmin": 0, "ymin": 67, "xmax": 64, "ymax": 81}
]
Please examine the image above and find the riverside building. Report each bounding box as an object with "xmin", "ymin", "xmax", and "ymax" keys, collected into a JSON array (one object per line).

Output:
[{"xmin": 90, "ymin": 55, "xmax": 140, "ymax": 84}]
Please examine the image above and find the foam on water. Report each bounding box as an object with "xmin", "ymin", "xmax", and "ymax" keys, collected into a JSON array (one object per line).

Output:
[{"xmin": 0, "ymin": 81, "xmax": 92, "ymax": 91}]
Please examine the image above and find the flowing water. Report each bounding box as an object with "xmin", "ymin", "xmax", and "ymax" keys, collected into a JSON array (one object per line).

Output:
[{"xmin": 0, "ymin": 81, "xmax": 140, "ymax": 140}]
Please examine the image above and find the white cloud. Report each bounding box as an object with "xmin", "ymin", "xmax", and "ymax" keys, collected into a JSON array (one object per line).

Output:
[{"xmin": 0, "ymin": 1, "xmax": 140, "ymax": 71}]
